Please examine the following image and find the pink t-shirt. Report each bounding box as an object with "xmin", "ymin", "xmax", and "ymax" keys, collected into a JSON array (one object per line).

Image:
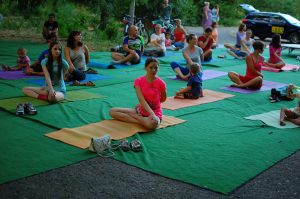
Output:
[
  {"xmin": 165, "ymin": 38, "xmax": 172, "ymax": 47},
  {"xmin": 269, "ymin": 44, "xmax": 282, "ymax": 64},
  {"xmin": 17, "ymin": 56, "xmax": 30, "ymax": 65},
  {"xmin": 134, "ymin": 76, "xmax": 166, "ymax": 119}
]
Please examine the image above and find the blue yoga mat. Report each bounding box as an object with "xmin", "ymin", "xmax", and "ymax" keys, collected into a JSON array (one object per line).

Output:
[
  {"xmin": 88, "ymin": 59, "xmax": 146, "ymax": 69},
  {"xmin": 26, "ymin": 74, "xmax": 113, "ymax": 86}
]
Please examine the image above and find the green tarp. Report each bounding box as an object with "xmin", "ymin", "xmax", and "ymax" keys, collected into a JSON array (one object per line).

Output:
[{"xmin": 1, "ymin": 40, "xmax": 300, "ymax": 194}]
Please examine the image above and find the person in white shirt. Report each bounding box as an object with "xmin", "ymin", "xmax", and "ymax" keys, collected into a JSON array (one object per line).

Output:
[{"xmin": 144, "ymin": 24, "xmax": 166, "ymax": 57}]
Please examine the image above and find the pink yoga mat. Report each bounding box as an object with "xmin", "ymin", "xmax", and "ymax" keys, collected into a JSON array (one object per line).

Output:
[
  {"xmin": 169, "ymin": 69, "xmax": 227, "ymax": 81},
  {"xmin": 282, "ymin": 64, "xmax": 300, "ymax": 71},
  {"xmin": 0, "ymin": 71, "xmax": 40, "ymax": 80},
  {"xmin": 221, "ymin": 80, "xmax": 287, "ymax": 94},
  {"xmin": 162, "ymin": 89, "xmax": 234, "ymax": 110},
  {"xmin": 262, "ymin": 64, "xmax": 300, "ymax": 72}
]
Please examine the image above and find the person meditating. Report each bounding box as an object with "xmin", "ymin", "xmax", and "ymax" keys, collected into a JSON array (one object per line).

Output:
[
  {"xmin": 228, "ymin": 41, "xmax": 265, "ymax": 89},
  {"xmin": 109, "ymin": 58, "xmax": 166, "ymax": 130},
  {"xmin": 111, "ymin": 25, "xmax": 144, "ymax": 65}
]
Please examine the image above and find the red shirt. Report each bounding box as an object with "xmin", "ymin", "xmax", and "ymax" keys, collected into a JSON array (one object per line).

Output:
[{"xmin": 197, "ymin": 35, "xmax": 213, "ymax": 52}]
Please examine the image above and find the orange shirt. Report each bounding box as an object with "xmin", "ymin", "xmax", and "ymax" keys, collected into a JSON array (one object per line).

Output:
[{"xmin": 174, "ymin": 28, "xmax": 185, "ymax": 42}]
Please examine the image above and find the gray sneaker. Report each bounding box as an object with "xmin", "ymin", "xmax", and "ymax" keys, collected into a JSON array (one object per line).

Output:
[
  {"xmin": 16, "ymin": 103, "xmax": 24, "ymax": 116},
  {"xmin": 130, "ymin": 139, "xmax": 142, "ymax": 152},
  {"xmin": 24, "ymin": 102, "xmax": 37, "ymax": 115}
]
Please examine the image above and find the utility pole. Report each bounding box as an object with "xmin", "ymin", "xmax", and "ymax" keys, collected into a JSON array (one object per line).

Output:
[{"xmin": 129, "ymin": 0, "xmax": 135, "ymax": 25}]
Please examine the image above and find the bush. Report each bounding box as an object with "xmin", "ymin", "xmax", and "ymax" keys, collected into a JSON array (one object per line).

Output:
[{"xmin": 104, "ymin": 21, "xmax": 122, "ymax": 40}]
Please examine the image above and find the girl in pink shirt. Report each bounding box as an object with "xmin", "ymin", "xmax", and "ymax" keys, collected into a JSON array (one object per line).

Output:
[
  {"xmin": 264, "ymin": 34, "xmax": 285, "ymax": 69},
  {"xmin": 109, "ymin": 58, "xmax": 167, "ymax": 130}
]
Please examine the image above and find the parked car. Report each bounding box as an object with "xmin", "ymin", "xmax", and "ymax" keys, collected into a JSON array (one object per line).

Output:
[{"xmin": 240, "ymin": 4, "xmax": 300, "ymax": 44}]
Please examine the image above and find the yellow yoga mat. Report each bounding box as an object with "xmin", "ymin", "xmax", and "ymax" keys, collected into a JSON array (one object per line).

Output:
[
  {"xmin": 45, "ymin": 115, "xmax": 186, "ymax": 149},
  {"xmin": 0, "ymin": 90, "xmax": 105, "ymax": 111},
  {"xmin": 162, "ymin": 89, "xmax": 234, "ymax": 110}
]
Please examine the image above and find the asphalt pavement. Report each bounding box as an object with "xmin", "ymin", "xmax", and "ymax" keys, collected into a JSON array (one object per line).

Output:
[{"xmin": 0, "ymin": 26, "xmax": 300, "ymax": 199}]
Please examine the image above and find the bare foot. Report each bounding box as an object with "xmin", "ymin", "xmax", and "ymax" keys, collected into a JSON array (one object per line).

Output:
[
  {"xmin": 230, "ymin": 84, "xmax": 240, "ymax": 88},
  {"xmin": 174, "ymin": 94, "xmax": 184, "ymax": 99}
]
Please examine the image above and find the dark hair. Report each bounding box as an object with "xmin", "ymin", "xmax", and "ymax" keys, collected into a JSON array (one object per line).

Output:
[
  {"xmin": 205, "ymin": 27, "xmax": 212, "ymax": 33},
  {"xmin": 238, "ymin": 23, "xmax": 246, "ymax": 31},
  {"xmin": 190, "ymin": 63, "xmax": 200, "ymax": 74},
  {"xmin": 49, "ymin": 13, "xmax": 55, "ymax": 18},
  {"xmin": 252, "ymin": 40, "xmax": 265, "ymax": 51},
  {"xmin": 186, "ymin": 34, "xmax": 196, "ymax": 43},
  {"xmin": 270, "ymin": 34, "xmax": 281, "ymax": 49},
  {"xmin": 67, "ymin": 31, "xmax": 83, "ymax": 49},
  {"xmin": 145, "ymin": 57, "xmax": 159, "ymax": 68},
  {"xmin": 46, "ymin": 41, "xmax": 63, "ymax": 81},
  {"xmin": 17, "ymin": 48, "xmax": 27, "ymax": 55}
]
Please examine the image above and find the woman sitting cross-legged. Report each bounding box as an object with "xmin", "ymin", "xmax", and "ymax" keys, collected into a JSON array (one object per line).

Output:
[
  {"xmin": 144, "ymin": 24, "xmax": 166, "ymax": 57},
  {"xmin": 228, "ymin": 40, "xmax": 265, "ymax": 89},
  {"xmin": 170, "ymin": 34, "xmax": 204, "ymax": 80},
  {"xmin": 109, "ymin": 58, "xmax": 167, "ymax": 130}
]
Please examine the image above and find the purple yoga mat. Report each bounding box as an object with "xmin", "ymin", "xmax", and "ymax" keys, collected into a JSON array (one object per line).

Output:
[
  {"xmin": 221, "ymin": 80, "xmax": 287, "ymax": 94},
  {"xmin": 169, "ymin": 69, "xmax": 227, "ymax": 81},
  {"xmin": 0, "ymin": 71, "xmax": 40, "ymax": 80}
]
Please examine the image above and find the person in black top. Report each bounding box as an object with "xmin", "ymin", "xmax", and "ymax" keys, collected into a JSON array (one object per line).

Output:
[{"xmin": 42, "ymin": 13, "xmax": 59, "ymax": 42}]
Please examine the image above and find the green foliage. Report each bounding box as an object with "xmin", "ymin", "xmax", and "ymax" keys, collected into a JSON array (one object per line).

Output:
[
  {"xmin": 1, "ymin": 0, "xmax": 300, "ymax": 51},
  {"xmin": 37, "ymin": 0, "xmax": 97, "ymax": 37},
  {"xmin": 172, "ymin": 0, "xmax": 197, "ymax": 25},
  {"xmin": 104, "ymin": 21, "xmax": 123, "ymax": 40}
]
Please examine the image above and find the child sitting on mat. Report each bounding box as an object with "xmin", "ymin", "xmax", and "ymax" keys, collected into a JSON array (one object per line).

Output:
[
  {"xmin": 22, "ymin": 41, "xmax": 69, "ymax": 102},
  {"xmin": 109, "ymin": 57, "xmax": 167, "ymax": 130},
  {"xmin": 2, "ymin": 48, "xmax": 30, "ymax": 72},
  {"xmin": 264, "ymin": 34, "xmax": 285, "ymax": 69},
  {"xmin": 175, "ymin": 63, "xmax": 203, "ymax": 99},
  {"xmin": 228, "ymin": 40, "xmax": 265, "ymax": 89},
  {"xmin": 280, "ymin": 84, "xmax": 300, "ymax": 126}
]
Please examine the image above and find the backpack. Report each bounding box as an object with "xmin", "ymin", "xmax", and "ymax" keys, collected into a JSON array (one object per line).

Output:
[{"xmin": 270, "ymin": 86, "xmax": 294, "ymax": 103}]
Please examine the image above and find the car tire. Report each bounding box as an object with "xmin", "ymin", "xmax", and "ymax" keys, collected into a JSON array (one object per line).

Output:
[{"xmin": 289, "ymin": 32, "xmax": 300, "ymax": 44}]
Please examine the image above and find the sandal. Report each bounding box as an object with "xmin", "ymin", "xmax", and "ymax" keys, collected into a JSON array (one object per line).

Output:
[
  {"xmin": 85, "ymin": 81, "xmax": 95, "ymax": 86},
  {"xmin": 86, "ymin": 68, "xmax": 98, "ymax": 74}
]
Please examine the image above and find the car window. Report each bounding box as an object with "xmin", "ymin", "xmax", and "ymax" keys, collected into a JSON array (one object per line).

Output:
[
  {"xmin": 271, "ymin": 16, "xmax": 286, "ymax": 24},
  {"xmin": 253, "ymin": 15, "xmax": 270, "ymax": 22}
]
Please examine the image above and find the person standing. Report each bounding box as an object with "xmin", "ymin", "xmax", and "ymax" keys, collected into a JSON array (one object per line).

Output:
[
  {"xmin": 202, "ymin": 2, "xmax": 212, "ymax": 31},
  {"xmin": 162, "ymin": 0, "xmax": 172, "ymax": 22},
  {"xmin": 211, "ymin": 4, "xmax": 220, "ymax": 24}
]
